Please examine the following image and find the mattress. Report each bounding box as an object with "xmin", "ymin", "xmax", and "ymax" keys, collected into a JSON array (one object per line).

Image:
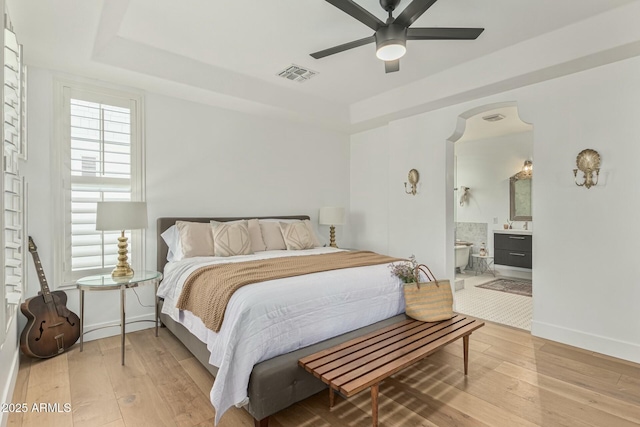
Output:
[{"xmin": 157, "ymin": 247, "xmax": 406, "ymax": 424}]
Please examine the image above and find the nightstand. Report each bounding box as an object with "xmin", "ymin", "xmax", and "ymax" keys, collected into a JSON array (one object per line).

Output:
[{"xmin": 76, "ymin": 270, "xmax": 162, "ymax": 365}]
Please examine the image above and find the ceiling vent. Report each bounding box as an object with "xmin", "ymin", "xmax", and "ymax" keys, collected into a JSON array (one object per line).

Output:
[
  {"xmin": 482, "ymin": 113, "xmax": 505, "ymax": 122},
  {"xmin": 277, "ymin": 65, "xmax": 318, "ymax": 83}
]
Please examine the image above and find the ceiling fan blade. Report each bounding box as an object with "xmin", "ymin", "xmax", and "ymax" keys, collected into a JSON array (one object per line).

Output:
[
  {"xmin": 385, "ymin": 60, "xmax": 400, "ymax": 73},
  {"xmin": 407, "ymin": 27, "xmax": 485, "ymax": 40},
  {"xmin": 325, "ymin": 0, "xmax": 385, "ymax": 31},
  {"xmin": 394, "ymin": 0, "xmax": 439, "ymax": 28},
  {"xmin": 310, "ymin": 36, "xmax": 375, "ymax": 59}
]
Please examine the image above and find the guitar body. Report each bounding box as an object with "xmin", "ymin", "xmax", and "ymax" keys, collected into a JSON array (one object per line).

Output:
[
  {"xmin": 20, "ymin": 237, "xmax": 81, "ymax": 358},
  {"xmin": 20, "ymin": 291, "xmax": 80, "ymax": 358}
]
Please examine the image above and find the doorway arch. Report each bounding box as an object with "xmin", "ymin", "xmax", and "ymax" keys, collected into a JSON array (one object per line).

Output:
[{"xmin": 446, "ymin": 101, "xmax": 533, "ymax": 328}]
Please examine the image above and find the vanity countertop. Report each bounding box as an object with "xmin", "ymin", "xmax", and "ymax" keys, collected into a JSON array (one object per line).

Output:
[{"xmin": 493, "ymin": 229, "xmax": 532, "ymax": 235}]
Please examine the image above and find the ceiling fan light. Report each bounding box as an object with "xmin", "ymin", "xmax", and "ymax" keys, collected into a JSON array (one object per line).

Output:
[
  {"xmin": 375, "ymin": 24, "xmax": 407, "ymax": 61},
  {"xmin": 376, "ymin": 43, "xmax": 406, "ymax": 61}
]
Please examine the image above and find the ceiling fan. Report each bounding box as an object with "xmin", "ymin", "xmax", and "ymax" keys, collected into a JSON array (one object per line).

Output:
[{"xmin": 311, "ymin": 0, "xmax": 484, "ymax": 73}]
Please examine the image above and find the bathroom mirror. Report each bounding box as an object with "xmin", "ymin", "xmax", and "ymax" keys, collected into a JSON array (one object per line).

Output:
[{"xmin": 510, "ymin": 175, "xmax": 532, "ymax": 221}]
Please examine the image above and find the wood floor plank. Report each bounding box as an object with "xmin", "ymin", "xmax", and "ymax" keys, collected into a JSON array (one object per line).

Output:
[
  {"xmin": 11, "ymin": 324, "xmax": 640, "ymax": 427},
  {"xmin": 21, "ymin": 354, "xmax": 73, "ymax": 427},
  {"xmin": 495, "ymin": 362, "xmax": 640, "ymax": 424},
  {"xmin": 7, "ymin": 354, "xmax": 31, "ymax": 427},
  {"xmin": 127, "ymin": 330, "xmax": 215, "ymax": 427},
  {"xmin": 102, "ymin": 341, "xmax": 174, "ymax": 427},
  {"xmin": 477, "ymin": 322, "xmax": 545, "ymax": 349},
  {"xmin": 67, "ymin": 341, "xmax": 122, "ymax": 427},
  {"xmin": 483, "ymin": 343, "xmax": 622, "ymax": 386},
  {"xmin": 157, "ymin": 328, "xmax": 193, "ymax": 362},
  {"xmin": 178, "ymin": 357, "xmax": 214, "ymax": 397},
  {"xmin": 383, "ymin": 376, "xmax": 489, "ymax": 427},
  {"xmin": 394, "ymin": 363, "xmax": 539, "ymax": 427},
  {"xmin": 539, "ymin": 342, "xmax": 640, "ymax": 380},
  {"xmin": 298, "ymin": 391, "xmax": 374, "ymax": 427}
]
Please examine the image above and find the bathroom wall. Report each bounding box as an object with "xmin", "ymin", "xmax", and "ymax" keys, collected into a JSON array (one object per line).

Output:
[{"xmin": 455, "ymin": 222, "xmax": 488, "ymax": 255}]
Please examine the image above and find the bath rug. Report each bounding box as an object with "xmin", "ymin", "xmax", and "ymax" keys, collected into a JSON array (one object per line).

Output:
[{"xmin": 476, "ymin": 278, "xmax": 532, "ymax": 297}]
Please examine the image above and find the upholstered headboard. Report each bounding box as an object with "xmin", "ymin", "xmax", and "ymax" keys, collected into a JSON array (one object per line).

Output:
[{"xmin": 156, "ymin": 216, "xmax": 311, "ymax": 273}]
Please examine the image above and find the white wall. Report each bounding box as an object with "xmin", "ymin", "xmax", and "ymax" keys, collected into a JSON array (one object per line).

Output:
[
  {"xmin": 144, "ymin": 92, "xmax": 351, "ymax": 265},
  {"xmin": 455, "ymin": 131, "xmax": 533, "ymax": 255},
  {"xmin": 350, "ymin": 127, "xmax": 389, "ymax": 253},
  {"xmin": 23, "ymin": 67, "xmax": 351, "ymax": 345},
  {"xmin": 350, "ymin": 56, "xmax": 640, "ymax": 363}
]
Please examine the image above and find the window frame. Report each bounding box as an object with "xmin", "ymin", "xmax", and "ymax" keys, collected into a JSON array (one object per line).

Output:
[{"xmin": 53, "ymin": 79, "xmax": 145, "ymax": 289}]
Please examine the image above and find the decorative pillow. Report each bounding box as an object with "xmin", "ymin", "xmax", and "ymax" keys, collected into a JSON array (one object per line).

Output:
[
  {"xmin": 211, "ymin": 219, "xmax": 265, "ymax": 253},
  {"xmin": 161, "ymin": 225, "xmax": 184, "ymax": 262},
  {"xmin": 176, "ymin": 221, "xmax": 215, "ymax": 258},
  {"xmin": 279, "ymin": 221, "xmax": 315, "ymax": 250},
  {"xmin": 259, "ymin": 221, "xmax": 287, "ymax": 251},
  {"xmin": 211, "ymin": 220, "xmax": 253, "ymax": 257},
  {"xmin": 303, "ymin": 219, "xmax": 322, "ymax": 248}
]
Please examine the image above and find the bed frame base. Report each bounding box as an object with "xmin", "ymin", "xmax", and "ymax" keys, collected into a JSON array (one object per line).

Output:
[{"xmin": 255, "ymin": 417, "xmax": 269, "ymax": 427}]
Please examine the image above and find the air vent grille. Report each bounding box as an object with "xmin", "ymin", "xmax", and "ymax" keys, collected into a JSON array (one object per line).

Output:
[
  {"xmin": 277, "ymin": 65, "xmax": 318, "ymax": 83},
  {"xmin": 482, "ymin": 114, "xmax": 505, "ymax": 122}
]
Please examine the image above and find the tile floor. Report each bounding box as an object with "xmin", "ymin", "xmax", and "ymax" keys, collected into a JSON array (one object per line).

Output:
[{"xmin": 454, "ymin": 271, "xmax": 533, "ymax": 330}]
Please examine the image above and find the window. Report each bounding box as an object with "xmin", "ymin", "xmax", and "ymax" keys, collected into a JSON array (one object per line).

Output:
[{"xmin": 55, "ymin": 82, "xmax": 144, "ymax": 287}]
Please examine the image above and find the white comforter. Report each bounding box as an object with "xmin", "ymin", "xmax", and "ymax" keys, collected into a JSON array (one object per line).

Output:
[{"xmin": 157, "ymin": 247, "xmax": 405, "ymax": 424}]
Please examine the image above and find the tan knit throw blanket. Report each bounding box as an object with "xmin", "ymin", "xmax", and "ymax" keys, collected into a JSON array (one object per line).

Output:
[{"xmin": 176, "ymin": 251, "xmax": 402, "ymax": 332}]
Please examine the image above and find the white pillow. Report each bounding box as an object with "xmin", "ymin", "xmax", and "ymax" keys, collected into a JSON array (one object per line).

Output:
[{"xmin": 161, "ymin": 225, "xmax": 184, "ymax": 262}]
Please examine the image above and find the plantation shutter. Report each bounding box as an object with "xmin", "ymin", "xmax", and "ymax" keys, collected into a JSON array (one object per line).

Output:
[{"xmin": 60, "ymin": 86, "xmax": 143, "ymax": 284}]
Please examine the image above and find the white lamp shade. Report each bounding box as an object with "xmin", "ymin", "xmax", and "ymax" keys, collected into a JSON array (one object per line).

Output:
[
  {"xmin": 319, "ymin": 207, "xmax": 345, "ymax": 226},
  {"xmin": 95, "ymin": 201, "xmax": 148, "ymax": 231}
]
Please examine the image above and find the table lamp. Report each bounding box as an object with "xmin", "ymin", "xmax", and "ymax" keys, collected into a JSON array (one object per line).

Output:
[
  {"xmin": 319, "ymin": 207, "xmax": 345, "ymax": 248},
  {"xmin": 95, "ymin": 201, "xmax": 147, "ymax": 278}
]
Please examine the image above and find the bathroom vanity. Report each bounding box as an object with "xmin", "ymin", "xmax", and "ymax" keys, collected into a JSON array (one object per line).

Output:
[{"xmin": 493, "ymin": 230, "xmax": 532, "ymax": 269}]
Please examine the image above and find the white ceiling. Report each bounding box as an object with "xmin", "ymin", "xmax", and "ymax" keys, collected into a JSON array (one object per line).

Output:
[{"xmin": 7, "ymin": 0, "xmax": 637, "ymax": 128}]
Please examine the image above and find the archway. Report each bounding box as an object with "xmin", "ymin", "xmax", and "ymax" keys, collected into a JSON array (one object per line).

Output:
[{"xmin": 446, "ymin": 101, "xmax": 534, "ymax": 330}]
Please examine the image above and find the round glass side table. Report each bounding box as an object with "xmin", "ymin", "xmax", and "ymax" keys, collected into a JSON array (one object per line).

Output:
[{"xmin": 76, "ymin": 270, "xmax": 162, "ymax": 365}]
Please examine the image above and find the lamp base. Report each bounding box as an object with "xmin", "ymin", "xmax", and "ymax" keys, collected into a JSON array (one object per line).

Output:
[
  {"xmin": 329, "ymin": 225, "xmax": 338, "ymax": 248},
  {"xmin": 111, "ymin": 232, "xmax": 134, "ymax": 278}
]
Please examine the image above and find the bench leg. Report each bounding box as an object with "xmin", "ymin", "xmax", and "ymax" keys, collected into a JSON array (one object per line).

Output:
[
  {"xmin": 371, "ymin": 383, "xmax": 379, "ymax": 427},
  {"xmin": 463, "ymin": 334, "xmax": 470, "ymax": 375},
  {"xmin": 254, "ymin": 416, "xmax": 269, "ymax": 427},
  {"xmin": 329, "ymin": 387, "xmax": 335, "ymax": 408}
]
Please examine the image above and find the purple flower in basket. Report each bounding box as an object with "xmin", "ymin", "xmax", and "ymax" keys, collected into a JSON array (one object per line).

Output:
[{"xmin": 389, "ymin": 255, "xmax": 419, "ymax": 284}]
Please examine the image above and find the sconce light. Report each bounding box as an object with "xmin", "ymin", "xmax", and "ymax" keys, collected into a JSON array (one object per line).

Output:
[
  {"xmin": 515, "ymin": 160, "xmax": 533, "ymax": 180},
  {"xmin": 458, "ymin": 186, "xmax": 471, "ymax": 206},
  {"xmin": 404, "ymin": 169, "xmax": 419, "ymax": 195},
  {"xmin": 573, "ymin": 149, "xmax": 600, "ymax": 189}
]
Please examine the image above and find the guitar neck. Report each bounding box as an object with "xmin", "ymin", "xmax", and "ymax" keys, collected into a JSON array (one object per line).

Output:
[{"xmin": 30, "ymin": 250, "xmax": 52, "ymax": 297}]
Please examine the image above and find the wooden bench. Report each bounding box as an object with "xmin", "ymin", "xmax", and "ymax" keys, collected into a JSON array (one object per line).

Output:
[{"xmin": 298, "ymin": 314, "xmax": 484, "ymax": 427}]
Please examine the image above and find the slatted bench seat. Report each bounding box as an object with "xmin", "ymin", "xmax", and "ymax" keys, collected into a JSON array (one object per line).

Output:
[{"xmin": 298, "ymin": 314, "xmax": 484, "ymax": 427}]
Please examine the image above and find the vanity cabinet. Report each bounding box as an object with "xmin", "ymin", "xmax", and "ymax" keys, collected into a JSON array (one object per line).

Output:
[{"xmin": 494, "ymin": 234, "xmax": 532, "ymax": 269}]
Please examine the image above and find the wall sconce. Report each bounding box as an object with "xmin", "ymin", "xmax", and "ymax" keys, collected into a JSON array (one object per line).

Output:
[
  {"xmin": 458, "ymin": 186, "xmax": 471, "ymax": 206},
  {"xmin": 573, "ymin": 149, "xmax": 600, "ymax": 189},
  {"xmin": 404, "ymin": 169, "xmax": 419, "ymax": 195},
  {"xmin": 514, "ymin": 160, "xmax": 533, "ymax": 180}
]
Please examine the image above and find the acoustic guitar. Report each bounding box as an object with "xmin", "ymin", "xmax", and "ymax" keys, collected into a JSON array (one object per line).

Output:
[{"xmin": 20, "ymin": 236, "xmax": 80, "ymax": 358}]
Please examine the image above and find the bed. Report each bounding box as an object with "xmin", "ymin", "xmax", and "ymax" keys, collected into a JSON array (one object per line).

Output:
[{"xmin": 156, "ymin": 216, "xmax": 408, "ymax": 427}]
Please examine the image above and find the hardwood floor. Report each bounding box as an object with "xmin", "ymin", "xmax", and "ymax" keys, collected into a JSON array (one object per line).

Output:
[{"xmin": 8, "ymin": 322, "xmax": 640, "ymax": 427}]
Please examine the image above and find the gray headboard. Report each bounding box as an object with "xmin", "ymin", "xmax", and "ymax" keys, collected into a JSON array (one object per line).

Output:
[{"xmin": 156, "ymin": 216, "xmax": 311, "ymax": 273}]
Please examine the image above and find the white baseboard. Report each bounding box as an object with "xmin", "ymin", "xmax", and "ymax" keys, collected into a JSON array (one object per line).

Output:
[
  {"xmin": 81, "ymin": 312, "xmax": 157, "ymax": 343},
  {"xmin": 0, "ymin": 347, "xmax": 20, "ymax": 427},
  {"xmin": 531, "ymin": 320, "xmax": 640, "ymax": 363}
]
